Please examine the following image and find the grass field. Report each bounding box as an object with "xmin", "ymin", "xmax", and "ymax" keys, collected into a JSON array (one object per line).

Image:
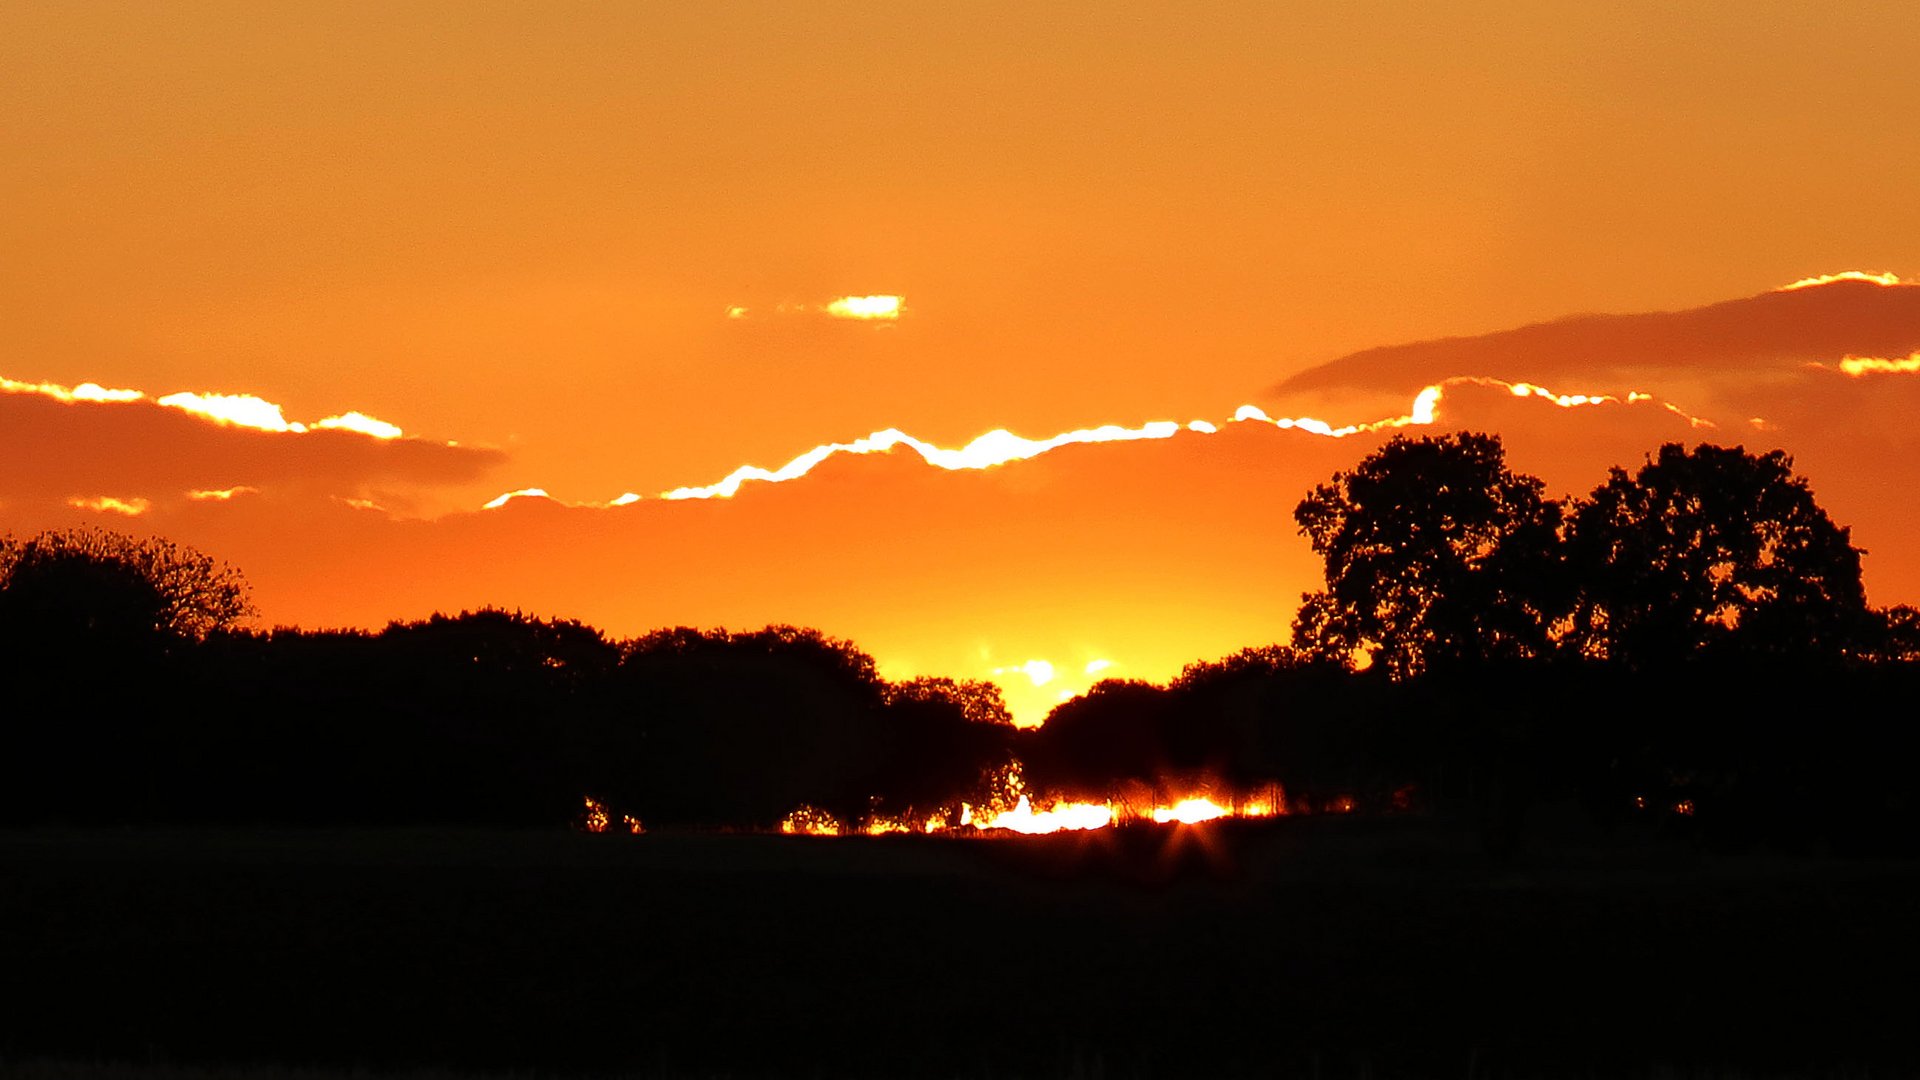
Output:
[{"xmin": 3, "ymin": 820, "xmax": 1915, "ymax": 1079}]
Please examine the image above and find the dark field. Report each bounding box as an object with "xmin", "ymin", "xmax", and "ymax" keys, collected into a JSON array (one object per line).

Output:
[{"xmin": 3, "ymin": 821, "xmax": 1916, "ymax": 1079}]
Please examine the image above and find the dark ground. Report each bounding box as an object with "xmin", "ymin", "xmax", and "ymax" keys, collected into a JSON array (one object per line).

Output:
[{"xmin": 3, "ymin": 819, "xmax": 1915, "ymax": 1079}]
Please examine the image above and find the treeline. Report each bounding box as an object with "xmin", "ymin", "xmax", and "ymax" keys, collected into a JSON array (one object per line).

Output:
[
  {"xmin": 0, "ymin": 533, "xmax": 1017, "ymax": 830},
  {"xmin": 3, "ymin": 434, "xmax": 1918, "ymax": 852}
]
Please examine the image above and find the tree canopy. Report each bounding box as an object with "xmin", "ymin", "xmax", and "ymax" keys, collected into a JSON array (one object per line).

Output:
[
  {"xmin": 1566, "ymin": 443, "xmax": 1867, "ymax": 666},
  {"xmin": 1292, "ymin": 432, "xmax": 1565, "ymax": 677},
  {"xmin": 0, "ymin": 527, "xmax": 253, "ymax": 647}
]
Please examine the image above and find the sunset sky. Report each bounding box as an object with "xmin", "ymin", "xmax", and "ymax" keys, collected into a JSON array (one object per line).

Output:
[{"xmin": 6, "ymin": 3, "xmax": 1919, "ymax": 722}]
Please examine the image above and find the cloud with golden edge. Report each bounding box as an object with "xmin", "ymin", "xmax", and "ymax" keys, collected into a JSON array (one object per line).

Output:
[
  {"xmin": 1837, "ymin": 352, "xmax": 1920, "ymax": 376},
  {"xmin": 68, "ymin": 495, "xmax": 150, "ymax": 516},
  {"xmin": 824, "ymin": 295, "xmax": 903, "ymax": 320},
  {"xmin": 187, "ymin": 486, "xmax": 259, "ymax": 501},
  {"xmin": 157, "ymin": 391, "xmax": 307, "ymax": 433},
  {"xmin": 659, "ymin": 377, "xmax": 1695, "ymax": 502},
  {"xmin": 1779, "ymin": 270, "xmax": 1904, "ymax": 291},
  {"xmin": 2, "ymin": 376, "xmax": 144, "ymax": 404},
  {"xmin": 314, "ymin": 412, "xmax": 404, "ymax": 440},
  {"xmin": 482, "ymin": 488, "xmax": 552, "ymax": 510},
  {"xmin": 5, "ymin": 372, "xmax": 414, "ymax": 446},
  {"xmin": 726, "ymin": 295, "xmax": 905, "ymax": 322}
]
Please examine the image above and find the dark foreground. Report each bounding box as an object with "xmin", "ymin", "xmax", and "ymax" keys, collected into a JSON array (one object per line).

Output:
[{"xmin": 3, "ymin": 821, "xmax": 1915, "ymax": 1079}]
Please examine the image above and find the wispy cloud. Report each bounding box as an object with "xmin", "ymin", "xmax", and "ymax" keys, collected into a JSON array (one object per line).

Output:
[
  {"xmin": 724, "ymin": 294, "xmax": 906, "ymax": 322},
  {"xmin": 67, "ymin": 494, "xmax": 150, "ymax": 516},
  {"xmin": 1837, "ymin": 352, "xmax": 1920, "ymax": 376}
]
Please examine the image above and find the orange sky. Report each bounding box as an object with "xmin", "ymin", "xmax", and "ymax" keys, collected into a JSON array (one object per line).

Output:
[{"xmin": 5, "ymin": 4, "xmax": 1919, "ymax": 722}]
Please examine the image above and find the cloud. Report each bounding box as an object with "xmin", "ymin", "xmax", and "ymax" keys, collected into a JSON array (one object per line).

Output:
[
  {"xmin": 724, "ymin": 294, "xmax": 906, "ymax": 322},
  {"xmin": 824, "ymin": 295, "xmax": 903, "ymax": 320},
  {"xmin": 67, "ymin": 495, "xmax": 151, "ymax": 516},
  {"xmin": 1778, "ymin": 270, "xmax": 1903, "ymax": 291},
  {"xmin": 1275, "ymin": 278, "xmax": 1920, "ymax": 400},
  {"xmin": 1836, "ymin": 352, "xmax": 1920, "ymax": 376},
  {"xmin": 0, "ymin": 373, "xmax": 503, "ymax": 516}
]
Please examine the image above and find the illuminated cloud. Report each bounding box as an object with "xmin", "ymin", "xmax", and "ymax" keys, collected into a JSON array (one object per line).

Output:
[
  {"xmin": 1779, "ymin": 270, "xmax": 1903, "ymax": 291},
  {"xmin": 824, "ymin": 295, "xmax": 903, "ymax": 320},
  {"xmin": 480, "ymin": 488, "xmax": 648, "ymax": 511},
  {"xmin": 724, "ymin": 295, "xmax": 906, "ymax": 322},
  {"xmin": 1084, "ymin": 658, "xmax": 1113, "ymax": 676},
  {"xmin": 482, "ymin": 488, "xmax": 552, "ymax": 510},
  {"xmin": 157, "ymin": 391, "xmax": 306, "ymax": 433},
  {"xmin": 0, "ymin": 372, "xmax": 504, "ymax": 516},
  {"xmin": 187, "ymin": 486, "xmax": 259, "ymax": 501},
  {"xmin": 663, "ymin": 421, "xmax": 1189, "ymax": 500},
  {"xmin": 67, "ymin": 495, "xmax": 150, "ymax": 516},
  {"xmin": 2, "ymin": 376, "xmax": 144, "ymax": 404},
  {"xmin": 1278, "ymin": 279, "xmax": 1920, "ymax": 398},
  {"xmin": 659, "ymin": 378, "xmax": 1693, "ymax": 503},
  {"xmin": 1838, "ymin": 352, "xmax": 1920, "ymax": 376},
  {"xmin": 314, "ymin": 412, "xmax": 404, "ymax": 440}
]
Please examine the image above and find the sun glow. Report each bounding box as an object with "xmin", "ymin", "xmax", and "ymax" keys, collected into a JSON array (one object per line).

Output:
[
  {"xmin": 1778, "ymin": 270, "xmax": 1903, "ymax": 291},
  {"xmin": 1151, "ymin": 798, "xmax": 1230, "ymax": 825}
]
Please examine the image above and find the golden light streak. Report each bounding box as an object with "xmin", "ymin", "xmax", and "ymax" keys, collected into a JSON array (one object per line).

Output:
[
  {"xmin": 67, "ymin": 495, "xmax": 151, "ymax": 516},
  {"xmin": 657, "ymin": 377, "xmax": 1693, "ymax": 504},
  {"xmin": 314, "ymin": 412, "xmax": 404, "ymax": 440},
  {"xmin": 661, "ymin": 421, "xmax": 1187, "ymax": 500},
  {"xmin": 1, "ymin": 376, "xmax": 144, "ymax": 403},
  {"xmin": 1778, "ymin": 270, "xmax": 1903, "ymax": 291},
  {"xmin": 824, "ymin": 294, "xmax": 903, "ymax": 320},
  {"xmin": 1083, "ymin": 658, "xmax": 1113, "ymax": 676},
  {"xmin": 1838, "ymin": 352, "xmax": 1920, "ymax": 376},
  {"xmin": 187, "ymin": 486, "xmax": 259, "ymax": 501}
]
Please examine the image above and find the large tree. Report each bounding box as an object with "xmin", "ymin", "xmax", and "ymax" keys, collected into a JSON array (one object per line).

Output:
[
  {"xmin": 1292, "ymin": 432, "xmax": 1566, "ymax": 678},
  {"xmin": 1566, "ymin": 443, "xmax": 1867, "ymax": 665}
]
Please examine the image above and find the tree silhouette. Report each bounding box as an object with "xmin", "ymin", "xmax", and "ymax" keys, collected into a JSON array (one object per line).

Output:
[
  {"xmin": 1292, "ymin": 432, "xmax": 1566, "ymax": 677},
  {"xmin": 1566, "ymin": 443, "xmax": 1867, "ymax": 666},
  {"xmin": 0, "ymin": 527, "xmax": 252, "ymax": 647}
]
